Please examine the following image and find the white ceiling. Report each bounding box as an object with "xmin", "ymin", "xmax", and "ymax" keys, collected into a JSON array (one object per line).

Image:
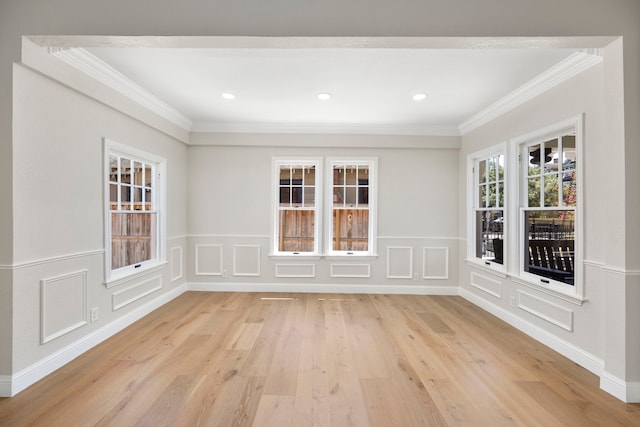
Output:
[{"xmin": 45, "ymin": 37, "xmax": 602, "ymax": 136}]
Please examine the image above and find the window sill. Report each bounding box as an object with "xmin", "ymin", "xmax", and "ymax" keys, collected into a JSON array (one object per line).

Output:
[
  {"xmin": 104, "ymin": 261, "xmax": 168, "ymax": 289},
  {"xmin": 269, "ymin": 254, "xmax": 323, "ymax": 260},
  {"xmin": 465, "ymin": 258, "xmax": 508, "ymax": 278},
  {"xmin": 511, "ymin": 275, "xmax": 587, "ymax": 306},
  {"xmin": 325, "ymin": 254, "xmax": 378, "ymax": 261}
]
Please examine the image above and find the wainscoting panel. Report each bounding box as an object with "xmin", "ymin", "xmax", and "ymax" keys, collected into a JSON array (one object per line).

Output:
[
  {"xmin": 470, "ymin": 271, "xmax": 503, "ymax": 299},
  {"xmin": 387, "ymin": 247, "xmax": 413, "ymax": 279},
  {"xmin": 112, "ymin": 275, "xmax": 163, "ymax": 311},
  {"xmin": 517, "ymin": 290, "xmax": 574, "ymax": 331},
  {"xmin": 195, "ymin": 244, "xmax": 223, "ymax": 276},
  {"xmin": 233, "ymin": 245, "xmax": 261, "ymax": 277},
  {"xmin": 41, "ymin": 270, "xmax": 87, "ymax": 344},
  {"xmin": 171, "ymin": 246, "xmax": 183, "ymax": 282},
  {"xmin": 275, "ymin": 264, "xmax": 316, "ymax": 278},
  {"xmin": 330, "ymin": 263, "xmax": 371, "ymax": 278},
  {"xmin": 422, "ymin": 247, "xmax": 449, "ymax": 279}
]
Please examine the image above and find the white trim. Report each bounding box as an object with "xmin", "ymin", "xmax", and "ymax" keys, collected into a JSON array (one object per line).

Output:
[
  {"xmin": 378, "ymin": 235, "xmax": 463, "ymax": 240},
  {"xmin": 274, "ymin": 263, "xmax": 316, "ymax": 278},
  {"xmin": 170, "ymin": 246, "xmax": 184, "ymax": 282},
  {"xmin": 516, "ymin": 290, "xmax": 574, "ymax": 332},
  {"xmin": 191, "ymin": 121, "xmax": 460, "ymax": 136},
  {"xmin": 3, "ymin": 284, "xmax": 186, "ymax": 397},
  {"xmin": 386, "ymin": 246, "xmax": 413, "ymax": 279},
  {"xmin": 188, "ymin": 233, "xmax": 271, "ymax": 239},
  {"xmin": 194, "ymin": 244, "xmax": 224, "ymax": 276},
  {"xmin": 329, "ymin": 263, "xmax": 371, "ymax": 278},
  {"xmin": 50, "ymin": 47, "xmax": 192, "ymax": 131},
  {"xmin": 232, "ymin": 245, "xmax": 262, "ymax": 277},
  {"xmin": 459, "ymin": 50, "xmax": 602, "ymax": 135},
  {"xmin": 459, "ymin": 288, "xmax": 603, "ymax": 376},
  {"xmin": 4, "ymin": 249, "xmax": 105, "ymax": 270},
  {"xmin": 187, "ymin": 282, "xmax": 459, "ymax": 295},
  {"xmin": 470, "ymin": 271, "xmax": 503, "ymax": 299},
  {"xmin": 600, "ymin": 371, "xmax": 640, "ymax": 403},
  {"xmin": 0, "ymin": 376, "xmax": 11, "ymax": 397},
  {"xmin": 422, "ymin": 247, "xmax": 449, "ymax": 279},
  {"xmin": 104, "ymin": 261, "xmax": 167, "ymax": 289},
  {"xmin": 112, "ymin": 275, "xmax": 163, "ymax": 311},
  {"xmin": 40, "ymin": 270, "xmax": 88, "ymax": 344}
]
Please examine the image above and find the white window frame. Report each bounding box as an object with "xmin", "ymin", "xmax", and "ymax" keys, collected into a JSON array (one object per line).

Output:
[
  {"xmin": 325, "ymin": 157, "xmax": 378, "ymax": 257},
  {"xmin": 467, "ymin": 143, "xmax": 507, "ymax": 274},
  {"xmin": 512, "ymin": 115, "xmax": 584, "ymax": 300},
  {"xmin": 104, "ymin": 139, "xmax": 167, "ymax": 285},
  {"xmin": 271, "ymin": 157, "xmax": 323, "ymax": 256}
]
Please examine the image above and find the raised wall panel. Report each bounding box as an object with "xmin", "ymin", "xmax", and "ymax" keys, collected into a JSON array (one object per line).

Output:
[
  {"xmin": 387, "ymin": 247, "xmax": 413, "ymax": 279},
  {"xmin": 195, "ymin": 244, "xmax": 223, "ymax": 276},
  {"xmin": 275, "ymin": 264, "xmax": 316, "ymax": 278},
  {"xmin": 517, "ymin": 290, "xmax": 574, "ymax": 331},
  {"xmin": 41, "ymin": 270, "xmax": 87, "ymax": 344},
  {"xmin": 233, "ymin": 245, "xmax": 261, "ymax": 277},
  {"xmin": 470, "ymin": 272, "xmax": 502, "ymax": 299},
  {"xmin": 423, "ymin": 247, "xmax": 449, "ymax": 279},
  {"xmin": 330, "ymin": 263, "xmax": 371, "ymax": 278},
  {"xmin": 171, "ymin": 246, "xmax": 183, "ymax": 282},
  {"xmin": 112, "ymin": 275, "xmax": 162, "ymax": 311}
]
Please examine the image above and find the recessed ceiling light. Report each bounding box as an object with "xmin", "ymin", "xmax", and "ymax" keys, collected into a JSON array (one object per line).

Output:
[
  {"xmin": 221, "ymin": 93, "xmax": 236, "ymax": 100},
  {"xmin": 412, "ymin": 93, "xmax": 427, "ymax": 101},
  {"xmin": 317, "ymin": 93, "xmax": 331, "ymax": 100}
]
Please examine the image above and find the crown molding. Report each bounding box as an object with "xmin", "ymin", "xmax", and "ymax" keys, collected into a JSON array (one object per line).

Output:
[
  {"xmin": 49, "ymin": 47, "xmax": 192, "ymax": 131},
  {"xmin": 190, "ymin": 121, "xmax": 461, "ymax": 137},
  {"xmin": 459, "ymin": 49, "xmax": 603, "ymax": 135}
]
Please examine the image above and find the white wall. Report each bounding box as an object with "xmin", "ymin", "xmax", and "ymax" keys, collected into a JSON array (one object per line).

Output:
[
  {"xmin": 187, "ymin": 137, "xmax": 460, "ymax": 292},
  {"xmin": 9, "ymin": 63, "xmax": 188, "ymax": 384}
]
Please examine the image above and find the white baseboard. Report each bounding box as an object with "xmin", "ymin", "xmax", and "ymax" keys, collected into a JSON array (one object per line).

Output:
[
  {"xmin": 3, "ymin": 284, "xmax": 187, "ymax": 397},
  {"xmin": 187, "ymin": 281, "xmax": 460, "ymax": 295},
  {"xmin": 600, "ymin": 370, "xmax": 640, "ymax": 403},
  {"xmin": 459, "ymin": 288, "xmax": 604, "ymax": 376}
]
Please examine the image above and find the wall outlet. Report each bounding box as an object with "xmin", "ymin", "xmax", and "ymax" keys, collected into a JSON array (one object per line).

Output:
[
  {"xmin": 413, "ymin": 273, "xmax": 419, "ymax": 281},
  {"xmin": 90, "ymin": 307, "xmax": 99, "ymax": 322},
  {"xmin": 510, "ymin": 296, "xmax": 516, "ymax": 308},
  {"xmin": 222, "ymin": 269, "xmax": 227, "ymax": 278}
]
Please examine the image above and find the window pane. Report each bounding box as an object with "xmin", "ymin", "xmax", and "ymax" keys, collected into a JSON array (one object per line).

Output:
[
  {"xmin": 345, "ymin": 166, "xmax": 357, "ymax": 185},
  {"xmin": 478, "ymin": 160, "xmax": 487, "ymax": 183},
  {"xmin": 358, "ymin": 184, "xmax": 369, "ymax": 206},
  {"xmin": 280, "ymin": 166, "xmax": 291, "ymax": 181},
  {"xmin": 497, "ymin": 155, "xmax": 504, "ymax": 180},
  {"xmin": 120, "ymin": 158, "xmax": 131, "ymax": 184},
  {"xmin": 133, "ymin": 187, "xmax": 143, "ymax": 209},
  {"xmin": 111, "ymin": 212, "xmax": 157, "ymax": 270},
  {"xmin": 145, "ymin": 188, "xmax": 153, "ymax": 211},
  {"xmin": 334, "ymin": 166, "xmax": 345, "ymax": 185},
  {"xmin": 333, "ymin": 187, "xmax": 344, "ymax": 205},
  {"xmin": 291, "ymin": 186, "xmax": 302, "ymax": 205},
  {"xmin": 278, "ymin": 210, "xmax": 315, "ymax": 252},
  {"xmin": 303, "ymin": 187, "xmax": 315, "ymax": 207},
  {"xmin": 304, "ymin": 166, "xmax": 315, "ymax": 185},
  {"xmin": 479, "ymin": 185, "xmax": 487, "ymax": 208},
  {"xmin": 133, "ymin": 161, "xmax": 144, "ymax": 186},
  {"xmin": 109, "ymin": 155, "xmax": 119, "ymax": 183},
  {"xmin": 563, "ymin": 174, "xmax": 577, "ymax": 207},
  {"xmin": 524, "ymin": 210, "xmax": 574, "ymax": 285},
  {"xmin": 120, "ymin": 186, "xmax": 131, "ymax": 209},
  {"xmin": 527, "ymin": 145, "xmax": 541, "ymax": 176},
  {"xmin": 543, "ymin": 138, "xmax": 559, "ymax": 173},
  {"xmin": 498, "ymin": 182, "xmax": 504, "ymax": 207},
  {"xmin": 475, "ymin": 210, "xmax": 504, "ymax": 264},
  {"xmin": 279, "ymin": 186, "xmax": 291, "ymax": 206},
  {"xmin": 358, "ymin": 165, "xmax": 369, "ymax": 182},
  {"xmin": 543, "ymin": 174, "xmax": 559, "ymax": 207},
  {"xmin": 528, "ymin": 177, "xmax": 541, "ymax": 207},
  {"xmin": 333, "ymin": 208, "xmax": 368, "ymax": 251},
  {"xmin": 345, "ymin": 187, "xmax": 357, "ymax": 205},
  {"xmin": 487, "ymin": 183, "xmax": 497, "ymax": 208}
]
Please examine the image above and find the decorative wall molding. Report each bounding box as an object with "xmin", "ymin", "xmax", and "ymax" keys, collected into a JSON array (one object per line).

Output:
[
  {"xmin": 3, "ymin": 284, "xmax": 187, "ymax": 397},
  {"xmin": 170, "ymin": 246, "xmax": 183, "ymax": 282},
  {"xmin": 459, "ymin": 50, "xmax": 603, "ymax": 135},
  {"xmin": 330, "ymin": 263, "xmax": 371, "ymax": 278},
  {"xmin": 422, "ymin": 247, "xmax": 449, "ymax": 279},
  {"xmin": 275, "ymin": 264, "xmax": 316, "ymax": 278},
  {"xmin": 233, "ymin": 245, "xmax": 261, "ymax": 277},
  {"xmin": 470, "ymin": 271, "xmax": 503, "ymax": 299},
  {"xmin": 112, "ymin": 275, "xmax": 163, "ymax": 311},
  {"xmin": 386, "ymin": 247, "xmax": 413, "ymax": 279},
  {"xmin": 40, "ymin": 270, "xmax": 88, "ymax": 344},
  {"xmin": 50, "ymin": 47, "xmax": 192, "ymax": 131},
  {"xmin": 195, "ymin": 244, "xmax": 224, "ymax": 276},
  {"xmin": 517, "ymin": 290, "xmax": 574, "ymax": 332}
]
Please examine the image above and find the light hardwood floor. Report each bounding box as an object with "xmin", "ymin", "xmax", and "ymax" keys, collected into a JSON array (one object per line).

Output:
[{"xmin": 1, "ymin": 292, "xmax": 639, "ymax": 426}]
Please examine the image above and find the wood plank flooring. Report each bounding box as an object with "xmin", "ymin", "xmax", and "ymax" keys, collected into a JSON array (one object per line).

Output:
[{"xmin": 1, "ymin": 292, "xmax": 639, "ymax": 426}]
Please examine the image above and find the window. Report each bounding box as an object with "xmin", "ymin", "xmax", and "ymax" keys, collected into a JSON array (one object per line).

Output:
[
  {"xmin": 471, "ymin": 150, "xmax": 505, "ymax": 268},
  {"xmin": 105, "ymin": 140, "xmax": 165, "ymax": 282},
  {"xmin": 327, "ymin": 159, "xmax": 377, "ymax": 256},
  {"xmin": 273, "ymin": 159, "xmax": 322, "ymax": 255},
  {"xmin": 520, "ymin": 130, "xmax": 577, "ymax": 287}
]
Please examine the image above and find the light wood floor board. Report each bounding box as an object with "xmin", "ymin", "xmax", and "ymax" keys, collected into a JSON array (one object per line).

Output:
[{"xmin": 1, "ymin": 292, "xmax": 639, "ymax": 426}]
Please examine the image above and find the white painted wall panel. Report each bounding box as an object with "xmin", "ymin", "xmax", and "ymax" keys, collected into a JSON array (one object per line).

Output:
[
  {"xmin": 387, "ymin": 247, "xmax": 413, "ymax": 279},
  {"xmin": 41, "ymin": 270, "xmax": 87, "ymax": 344},
  {"xmin": 233, "ymin": 245, "xmax": 261, "ymax": 276},
  {"xmin": 423, "ymin": 247, "xmax": 449, "ymax": 279}
]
